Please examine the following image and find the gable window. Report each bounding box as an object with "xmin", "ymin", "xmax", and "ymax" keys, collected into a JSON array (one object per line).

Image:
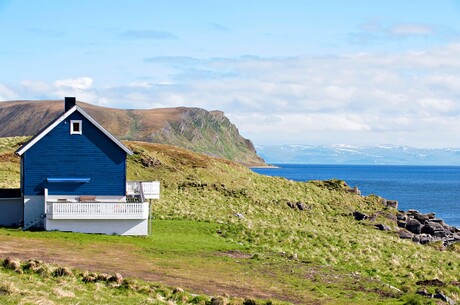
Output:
[{"xmin": 70, "ymin": 120, "xmax": 82, "ymax": 135}]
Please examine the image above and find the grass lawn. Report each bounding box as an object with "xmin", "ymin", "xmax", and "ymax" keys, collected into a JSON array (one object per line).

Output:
[{"xmin": 0, "ymin": 219, "xmax": 415, "ymax": 305}]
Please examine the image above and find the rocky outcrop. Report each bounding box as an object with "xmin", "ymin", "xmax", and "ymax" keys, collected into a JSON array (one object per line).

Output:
[
  {"xmin": 397, "ymin": 210, "xmax": 460, "ymax": 246},
  {"xmin": 354, "ymin": 205, "xmax": 460, "ymax": 247}
]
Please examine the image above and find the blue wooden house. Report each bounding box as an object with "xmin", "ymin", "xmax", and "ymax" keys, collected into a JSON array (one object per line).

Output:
[{"xmin": 10, "ymin": 97, "xmax": 158, "ymax": 235}]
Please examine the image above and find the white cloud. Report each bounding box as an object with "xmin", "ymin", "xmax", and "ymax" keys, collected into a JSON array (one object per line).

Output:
[
  {"xmin": 54, "ymin": 77, "xmax": 93, "ymax": 91},
  {"xmin": 418, "ymin": 98, "xmax": 457, "ymax": 114},
  {"xmin": 390, "ymin": 24, "xmax": 435, "ymax": 36},
  {"xmin": 2, "ymin": 43, "xmax": 460, "ymax": 148}
]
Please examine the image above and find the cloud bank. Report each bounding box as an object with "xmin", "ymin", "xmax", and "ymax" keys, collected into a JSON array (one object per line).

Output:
[{"xmin": 2, "ymin": 43, "xmax": 460, "ymax": 148}]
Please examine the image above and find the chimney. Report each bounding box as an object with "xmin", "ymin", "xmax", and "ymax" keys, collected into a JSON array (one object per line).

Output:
[{"xmin": 64, "ymin": 97, "xmax": 76, "ymax": 112}]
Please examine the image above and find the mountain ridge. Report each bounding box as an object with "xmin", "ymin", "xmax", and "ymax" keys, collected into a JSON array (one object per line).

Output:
[{"xmin": 0, "ymin": 100, "xmax": 265, "ymax": 166}]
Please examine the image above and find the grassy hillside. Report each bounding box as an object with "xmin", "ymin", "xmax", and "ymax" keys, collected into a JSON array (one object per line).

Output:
[
  {"xmin": 0, "ymin": 137, "xmax": 459, "ymax": 304},
  {"xmin": 0, "ymin": 100, "xmax": 265, "ymax": 166}
]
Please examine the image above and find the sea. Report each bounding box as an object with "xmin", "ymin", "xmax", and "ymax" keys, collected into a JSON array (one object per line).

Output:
[{"xmin": 251, "ymin": 164, "xmax": 460, "ymax": 228}]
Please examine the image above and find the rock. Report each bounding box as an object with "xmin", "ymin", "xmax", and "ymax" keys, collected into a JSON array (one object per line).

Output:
[
  {"xmin": 385, "ymin": 213, "xmax": 397, "ymax": 222},
  {"xmin": 399, "ymin": 230, "xmax": 413, "ymax": 239},
  {"xmin": 234, "ymin": 213, "xmax": 244, "ymax": 219},
  {"xmin": 416, "ymin": 289, "xmax": 432, "ymax": 297},
  {"xmin": 434, "ymin": 293, "xmax": 455, "ymax": 305},
  {"xmin": 296, "ymin": 202, "xmax": 306, "ymax": 210},
  {"xmin": 427, "ymin": 212, "xmax": 436, "ymax": 219},
  {"xmin": 422, "ymin": 221, "xmax": 447, "ymax": 238},
  {"xmin": 397, "ymin": 221, "xmax": 406, "ymax": 228},
  {"xmin": 414, "ymin": 213, "xmax": 430, "ymax": 223},
  {"xmin": 348, "ymin": 186, "xmax": 361, "ymax": 195},
  {"xmin": 286, "ymin": 202, "xmax": 296, "ymax": 209},
  {"xmin": 386, "ymin": 200, "xmax": 398, "ymax": 209},
  {"xmin": 396, "ymin": 213, "xmax": 407, "ymax": 221},
  {"xmin": 412, "ymin": 234, "xmax": 435, "ymax": 244},
  {"xmin": 353, "ymin": 211, "xmax": 367, "ymax": 221},
  {"xmin": 406, "ymin": 219, "xmax": 423, "ymax": 234},
  {"xmin": 418, "ymin": 234, "xmax": 434, "ymax": 245},
  {"xmin": 375, "ymin": 224, "xmax": 391, "ymax": 231}
]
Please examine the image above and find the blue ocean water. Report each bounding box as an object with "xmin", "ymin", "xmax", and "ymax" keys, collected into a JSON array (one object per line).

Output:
[{"xmin": 252, "ymin": 164, "xmax": 460, "ymax": 228}]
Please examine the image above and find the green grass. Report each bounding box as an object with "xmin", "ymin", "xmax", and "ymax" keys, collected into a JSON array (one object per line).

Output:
[{"xmin": 0, "ymin": 137, "xmax": 459, "ymax": 304}]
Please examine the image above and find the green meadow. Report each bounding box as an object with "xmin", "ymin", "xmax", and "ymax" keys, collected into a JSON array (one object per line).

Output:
[{"xmin": 0, "ymin": 137, "xmax": 459, "ymax": 304}]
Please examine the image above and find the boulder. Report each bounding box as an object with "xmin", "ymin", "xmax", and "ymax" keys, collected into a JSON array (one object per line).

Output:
[
  {"xmin": 399, "ymin": 230, "xmax": 413, "ymax": 239},
  {"xmin": 296, "ymin": 202, "xmax": 306, "ymax": 211},
  {"xmin": 422, "ymin": 221, "xmax": 447, "ymax": 238},
  {"xmin": 414, "ymin": 213, "xmax": 430, "ymax": 223},
  {"xmin": 406, "ymin": 219, "xmax": 423, "ymax": 234},
  {"xmin": 397, "ymin": 221, "xmax": 406, "ymax": 228},
  {"xmin": 375, "ymin": 224, "xmax": 391, "ymax": 231},
  {"xmin": 396, "ymin": 213, "xmax": 407, "ymax": 221},
  {"xmin": 353, "ymin": 211, "xmax": 367, "ymax": 221},
  {"xmin": 434, "ymin": 293, "xmax": 455, "ymax": 305},
  {"xmin": 418, "ymin": 234, "xmax": 434, "ymax": 245}
]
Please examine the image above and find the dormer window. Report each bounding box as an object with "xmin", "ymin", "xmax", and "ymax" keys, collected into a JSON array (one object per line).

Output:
[{"xmin": 70, "ymin": 120, "xmax": 82, "ymax": 135}]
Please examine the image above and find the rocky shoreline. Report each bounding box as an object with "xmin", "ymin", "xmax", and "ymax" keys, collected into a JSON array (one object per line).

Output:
[{"xmin": 354, "ymin": 198, "xmax": 460, "ymax": 248}]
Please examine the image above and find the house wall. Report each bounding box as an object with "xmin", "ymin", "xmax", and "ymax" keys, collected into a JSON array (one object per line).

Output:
[
  {"xmin": 22, "ymin": 111, "xmax": 127, "ymax": 197},
  {"xmin": 0, "ymin": 198, "xmax": 23, "ymax": 227},
  {"xmin": 46, "ymin": 219, "xmax": 148, "ymax": 235},
  {"xmin": 24, "ymin": 195, "xmax": 45, "ymax": 229}
]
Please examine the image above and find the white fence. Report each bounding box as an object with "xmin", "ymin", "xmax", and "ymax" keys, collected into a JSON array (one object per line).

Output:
[{"xmin": 46, "ymin": 201, "xmax": 149, "ymax": 220}]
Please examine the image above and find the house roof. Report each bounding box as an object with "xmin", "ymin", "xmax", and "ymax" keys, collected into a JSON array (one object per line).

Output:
[{"xmin": 15, "ymin": 105, "xmax": 133, "ymax": 156}]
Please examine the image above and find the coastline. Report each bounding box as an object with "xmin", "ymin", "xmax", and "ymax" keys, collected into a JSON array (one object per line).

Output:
[{"xmin": 249, "ymin": 164, "xmax": 279, "ymax": 169}]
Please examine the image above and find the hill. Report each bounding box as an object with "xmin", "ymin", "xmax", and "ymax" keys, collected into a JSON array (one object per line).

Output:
[
  {"xmin": 0, "ymin": 137, "xmax": 459, "ymax": 304},
  {"xmin": 257, "ymin": 144, "xmax": 460, "ymax": 165},
  {"xmin": 0, "ymin": 100, "xmax": 265, "ymax": 166}
]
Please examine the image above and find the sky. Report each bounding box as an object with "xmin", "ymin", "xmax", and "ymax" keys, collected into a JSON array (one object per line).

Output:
[{"xmin": 1, "ymin": 0, "xmax": 460, "ymax": 148}]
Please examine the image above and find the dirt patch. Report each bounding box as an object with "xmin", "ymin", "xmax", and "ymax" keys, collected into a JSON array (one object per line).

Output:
[
  {"xmin": 215, "ymin": 250, "xmax": 253, "ymax": 259},
  {"xmin": 0, "ymin": 235, "xmax": 316, "ymax": 304}
]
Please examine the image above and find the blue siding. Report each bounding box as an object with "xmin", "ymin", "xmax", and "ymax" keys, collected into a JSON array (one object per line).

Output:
[{"xmin": 23, "ymin": 112, "xmax": 127, "ymax": 196}]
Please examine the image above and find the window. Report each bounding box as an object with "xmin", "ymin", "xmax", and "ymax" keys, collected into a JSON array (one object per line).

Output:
[{"xmin": 70, "ymin": 120, "xmax": 82, "ymax": 135}]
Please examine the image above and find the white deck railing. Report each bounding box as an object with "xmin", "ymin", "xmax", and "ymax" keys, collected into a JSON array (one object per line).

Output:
[
  {"xmin": 127, "ymin": 181, "xmax": 160, "ymax": 200},
  {"xmin": 46, "ymin": 201, "xmax": 149, "ymax": 220}
]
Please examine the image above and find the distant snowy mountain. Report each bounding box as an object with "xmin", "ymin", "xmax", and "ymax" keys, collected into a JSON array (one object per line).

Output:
[{"xmin": 255, "ymin": 144, "xmax": 460, "ymax": 165}]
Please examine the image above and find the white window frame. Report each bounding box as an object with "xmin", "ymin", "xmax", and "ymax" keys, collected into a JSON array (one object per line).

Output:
[{"xmin": 70, "ymin": 120, "xmax": 82, "ymax": 135}]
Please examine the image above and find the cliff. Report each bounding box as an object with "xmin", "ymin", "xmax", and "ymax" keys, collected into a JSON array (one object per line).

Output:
[{"xmin": 0, "ymin": 100, "xmax": 265, "ymax": 166}]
